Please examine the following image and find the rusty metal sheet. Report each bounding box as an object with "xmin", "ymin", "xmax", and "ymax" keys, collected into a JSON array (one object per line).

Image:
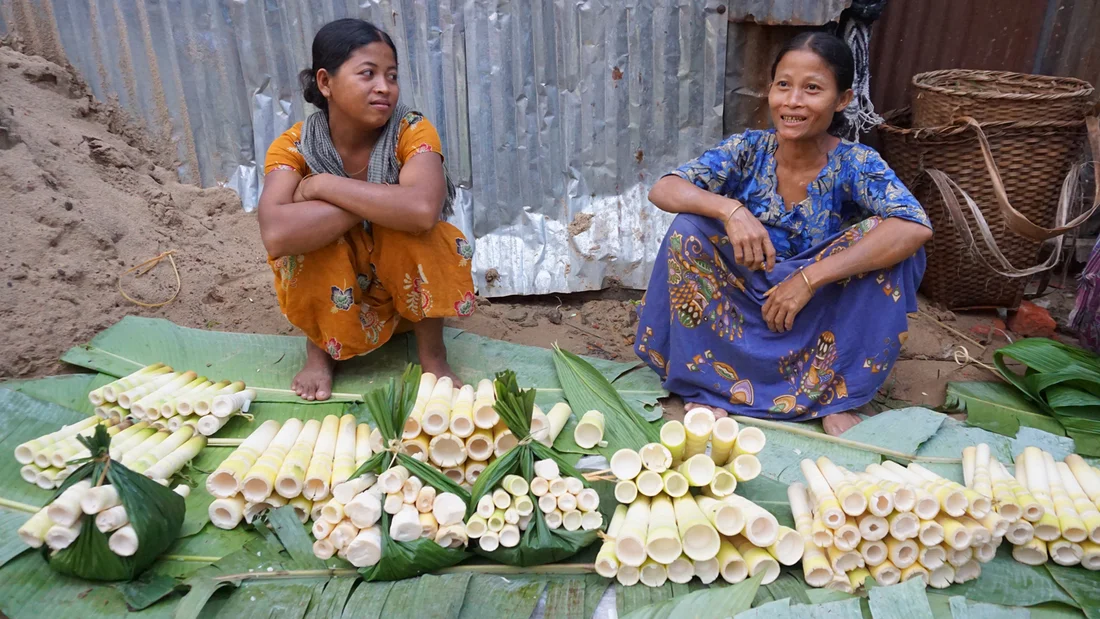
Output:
[
  {"xmin": 1037, "ymin": 0, "xmax": 1100, "ymax": 92},
  {"xmin": 869, "ymin": 0, "xmax": 1050, "ymax": 114},
  {"xmin": 727, "ymin": 0, "xmax": 851, "ymax": 25},
  {"xmin": 723, "ymin": 21, "xmax": 819, "ymax": 135}
]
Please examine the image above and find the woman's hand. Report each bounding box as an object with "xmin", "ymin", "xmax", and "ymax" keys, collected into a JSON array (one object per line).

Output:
[
  {"xmin": 762, "ymin": 271, "xmax": 814, "ymax": 333},
  {"xmin": 723, "ymin": 202, "xmax": 776, "ymax": 272},
  {"xmin": 293, "ymin": 174, "xmax": 318, "ymax": 203}
]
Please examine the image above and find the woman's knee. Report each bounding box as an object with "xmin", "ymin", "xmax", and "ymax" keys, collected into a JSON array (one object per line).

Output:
[
  {"xmin": 374, "ymin": 221, "xmax": 469, "ymax": 257},
  {"xmin": 666, "ymin": 213, "xmax": 714, "ymax": 239}
]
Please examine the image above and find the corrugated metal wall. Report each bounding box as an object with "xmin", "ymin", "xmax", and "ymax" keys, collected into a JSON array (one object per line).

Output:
[
  {"xmin": 726, "ymin": 0, "xmax": 849, "ymax": 25},
  {"xmin": 6, "ymin": 0, "xmax": 1094, "ymax": 297},
  {"xmin": 1036, "ymin": 0, "xmax": 1100, "ymax": 97},
  {"xmin": 0, "ymin": 0, "xmax": 731, "ymax": 298},
  {"xmin": 723, "ymin": 20, "xmax": 817, "ymax": 135},
  {"xmin": 462, "ymin": 0, "xmax": 727, "ymax": 296},
  {"xmin": 869, "ymin": 0, "xmax": 1099, "ymax": 115}
]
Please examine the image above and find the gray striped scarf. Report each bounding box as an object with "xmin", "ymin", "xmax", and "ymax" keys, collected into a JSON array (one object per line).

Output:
[{"xmin": 298, "ymin": 103, "xmax": 455, "ymax": 227}]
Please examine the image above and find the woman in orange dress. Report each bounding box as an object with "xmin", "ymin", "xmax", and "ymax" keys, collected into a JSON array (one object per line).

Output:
[{"xmin": 259, "ymin": 19, "xmax": 475, "ymax": 400}]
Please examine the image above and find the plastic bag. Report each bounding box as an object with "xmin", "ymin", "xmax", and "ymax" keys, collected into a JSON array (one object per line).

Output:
[
  {"xmin": 45, "ymin": 426, "xmax": 185, "ymax": 581},
  {"xmin": 351, "ymin": 366, "xmax": 471, "ymax": 581},
  {"xmin": 465, "ymin": 371, "xmax": 599, "ymax": 566}
]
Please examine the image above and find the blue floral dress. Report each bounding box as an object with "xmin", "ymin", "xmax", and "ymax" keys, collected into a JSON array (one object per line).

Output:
[{"xmin": 635, "ymin": 129, "xmax": 932, "ymax": 421}]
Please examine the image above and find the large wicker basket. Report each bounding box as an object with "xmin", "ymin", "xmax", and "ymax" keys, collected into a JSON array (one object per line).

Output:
[
  {"xmin": 879, "ymin": 110, "xmax": 1099, "ymax": 310},
  {"xmin": 913, "ymin": 69, "xmax": 1095, "ymax": 127}
]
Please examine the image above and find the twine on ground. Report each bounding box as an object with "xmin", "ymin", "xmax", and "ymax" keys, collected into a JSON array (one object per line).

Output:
[{"xmin": 118, "ymin": 250, "xmax": 181, "ymax": 308}]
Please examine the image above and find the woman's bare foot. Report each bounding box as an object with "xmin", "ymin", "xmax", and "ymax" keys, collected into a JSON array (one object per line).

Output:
[
  {"xmin": 414, "ymin": 318, "xmax": 462, "ymax": 386},
  {"xmin": 421, "ymin": 355, "xmax": 461, "ymax": 385},
  {"xmin": 822, "ymin": 412, "xmax": 862, "ymax": 436},
  {"xmin": 686, "ymin": 402, "xmax": 728, "ymax": 419},
  {"xmin": 293, "ymin": 340, "xmax": 336, "ymax": 401}
]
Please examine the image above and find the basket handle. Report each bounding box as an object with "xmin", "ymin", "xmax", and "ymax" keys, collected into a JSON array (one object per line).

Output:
[
  {"xmin": 925, "ymin": 168, "xmax": 1071, "ymax": 278},
  {"xmin": 959, "ymin": 115, "xmax": 1100, "ymax": 242}
]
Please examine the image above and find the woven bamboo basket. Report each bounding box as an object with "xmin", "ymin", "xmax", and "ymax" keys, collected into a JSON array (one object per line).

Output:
[
  {"xmin": 879, "ymin": 110, "xmax": 1099, "ymax": 310},
  {"xmin": 913, "ymin": 69, "xmax": 1095, "ymax": 127}
]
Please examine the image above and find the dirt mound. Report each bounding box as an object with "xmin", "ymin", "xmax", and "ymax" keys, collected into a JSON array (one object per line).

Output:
[{"xmin": 0, "ymin": 46, "xmax": 286, "ymax": 377}]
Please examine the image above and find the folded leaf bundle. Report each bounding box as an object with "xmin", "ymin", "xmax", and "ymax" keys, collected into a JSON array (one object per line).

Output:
[
  {"xmin": 347, "ymin": 366, "xmax": 471, "ymax": 580},
  {"xmin": 29, "ymin": 426, "xmax": 185, "ymax": 581},
  {"xmin": 463, "ymin": 370, "xmax": 600, "ymax": 566}
]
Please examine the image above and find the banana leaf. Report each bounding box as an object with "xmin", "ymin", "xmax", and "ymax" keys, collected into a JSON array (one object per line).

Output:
[
  {"xmin": 0, "ymin": 508, "xmax": 31, "ymax": 569},
  {"xmin": 463, "ymin": 371, "xmax": 599, "ymax": 566},
  {"xmin": 945, "ymin": 545, "xmax": 1078, "ymax": 609},
  {"xmin": 0, "ymin": 373, "xmax": 114, "ymax": 416},
  {"xmin": 620, "ymin": 571, "xmax": 764, "ymax": 619},
  {"xmin": 0, "ymin": 388, "xmax": 90, "ymax": 507},
  {"xmin": 46, "ymin": 426, "xmax": 185, "ymax": 581},
  {"xmin": 551, "ymin": 345, "xmax": 661, "ymax": 458},
  {"xmin": 933, "ymin": 596, "xmax": 1031, "ymax": 619},
  {"xmin": 1046, "ymin": 564, "xmax": 1100, "ymax": 619},
  {"xmin": 350, "ymin": 366, "xmax": 470, "ymax": 581},
  {"xmin": 944, "ymin": 381, "xmax": 1065, "ymax": 437},
  {"xmin": 458, "ymin": 574, "xmax": 545, "ymax": 618},
  {"xmin": 867, "ymin": 577, "xmax": 934, "ymax": 619},
  {"xmin": 994, "ymin": 338, "xmax": 1100, "ymax": 455}
]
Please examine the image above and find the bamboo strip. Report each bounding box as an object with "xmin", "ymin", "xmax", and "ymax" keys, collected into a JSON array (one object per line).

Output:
[{"xmin": 731, "ymin": 416, "xmax": 961, "ymax": 464}]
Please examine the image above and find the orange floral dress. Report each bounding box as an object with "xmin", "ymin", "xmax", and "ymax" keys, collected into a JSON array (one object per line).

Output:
[{"xmin": 264, "ymin": 112, "xmax": 476, "ymax": 361}]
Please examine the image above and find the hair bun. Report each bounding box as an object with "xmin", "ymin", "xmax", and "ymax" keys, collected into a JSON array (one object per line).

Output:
[{"xmin": 298, "ymin": 68, "xmax": 327, "ymax": 111}]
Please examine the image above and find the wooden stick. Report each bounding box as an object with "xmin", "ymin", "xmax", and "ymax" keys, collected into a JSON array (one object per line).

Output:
[
  {"xmin": 252, "ymin": 387, "xmax": 362, "ymax": 401},
  {"xmin": 207, "ymin": 438, "xmax": 245, "ymax": 447},
  {"xmin": 730, "ymin": 416, "xmax": 961, "ymax": 464},
  {"xmin": 161, "ymin": 555, "xmax": 224, "ymax": 563},
  {"xmin": 207, "ymin": 562, "xmax": 597, "ymax": 583},
  {"xmin": 0, "ymin": 497, "xmax": 41, "ymax": 514},
  {"xmin": 213, "ymin": 568, "xmax": 359, "ymax": 582},
  {"xmin": 439, "ymin": 563, "xmax": 596, "ymax": 575},
  {"xmin": 915, "ymin": 310, "xmax": 986, "ymax": 351}
]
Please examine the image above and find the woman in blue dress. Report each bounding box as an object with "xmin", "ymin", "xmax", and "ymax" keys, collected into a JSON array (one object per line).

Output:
[{"xmin": 636, "ymin": 32, "xmax": 933, "ymax": 435}]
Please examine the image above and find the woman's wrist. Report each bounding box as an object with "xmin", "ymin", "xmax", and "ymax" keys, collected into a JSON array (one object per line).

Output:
[
  {"xmin": 802, "ymin": 262, "xmax": 831, "ymax": 291},
  {"xmin": 716, "ymin": 198, "xmax": 744, "ymax": 224},
  {"xmin": 303, "ymin": 173, "xmax": 331, "ymax": 202}
]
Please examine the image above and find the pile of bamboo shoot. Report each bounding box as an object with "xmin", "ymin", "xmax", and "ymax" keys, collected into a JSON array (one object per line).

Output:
[
  {"xmin": 794, "ymin": 456, "xmax": 1005, "ymax": 592},
  {"xmin": 17, "ymin": 418, "xmax": 208, "ymax": 488},
  {"xmin": 308, "ymin": 465, "xmax": 469, "ymax": 566},
  {"xmin": 594, "ymin": 408, "xmax": 793, "ymax": 587},
  {"xmin": 464, "ymin": 459, "xmax": 603, "ymax": 550},
  {"xmin": 18, "ymin": 479, "xmax": 190, "ymax": 556},
  {"xmin": 206, "ymin": 416, "xmax": 373, "ymax": 528},
  {"xmin": 398, "ymin": 374, "xmax": 573, "ymax": 486},
  {"xmin": 88, "ymin": 363, "xmax": 256, "ymax": 437},
  {"xmin": 978, "ymin": 446, "xmax": 1100, "ymax": 570}
]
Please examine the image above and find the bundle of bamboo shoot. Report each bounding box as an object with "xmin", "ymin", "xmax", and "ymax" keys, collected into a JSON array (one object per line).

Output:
[
  {"xmin": 596, "ymin": 408, "xmax": 788, "ymax": 587},
  {"xmin": 16, "ymin": 419, "xmax": 207, "ymax": 489},
  {"xmin": 464, "ymin": 461, "xmax": 602, "ymax": 550},
  {"xmin": 306, "ymin": 465, "xmax": 469, "ymax": 565},
  {"xmin": 206, "ymin": 415, "xmax": 375, "ymax": 528},
  {"xmin": 87, "ymin": 363, "xmax": 256, "ymax": 433},
  {"xmin": 17, "ymin": 416, "xmax": 127, "ymax": 489},
  {"xmin": 793, "ymin": 454, "xmax": 1011, "ymax": 592},
  {"xmin": 18, "ymin": 480, "xmax": 190, "ymax": 556},
  {"xmin": 397, "ymin": 374, "xmax": 573, "ymax": 485},
  {"xmin": 985, "ymin": 446, "xmax": 1100, "ymax": 570}
]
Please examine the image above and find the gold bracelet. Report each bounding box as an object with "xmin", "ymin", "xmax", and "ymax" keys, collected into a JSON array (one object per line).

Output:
[
  {"xmin": 297, "ymin": 174, "xmax": 310, "ymax": 201},
  {"xmin": 799, "ymin": 268, "xmax": 815, "ymax": 295},
  {"xmin": 724, "ymin": 203, "xmax": 743, "ymax": 225},
  {"xmin": 300, "ymin": 173, "xmax": 317, "ymax": 201}
]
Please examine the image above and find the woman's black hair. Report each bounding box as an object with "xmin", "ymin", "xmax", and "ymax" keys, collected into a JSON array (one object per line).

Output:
[
  {"xmin": 299, "ymin": 19, "xmax": 398, "ymax": 113},
  {"xmin": 770, "ymin": 32, "xmax": 854, "ymax": 135}
]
